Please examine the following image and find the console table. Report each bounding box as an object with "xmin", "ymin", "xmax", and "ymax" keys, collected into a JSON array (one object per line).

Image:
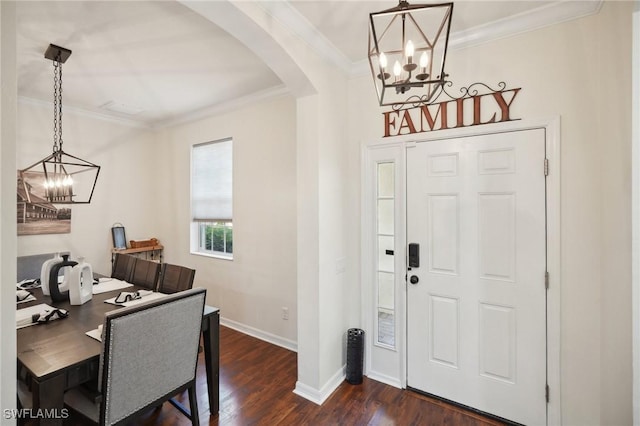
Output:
[{"xmin": 111, "ymin": 244, "xmax": 163, "ymax": 264}]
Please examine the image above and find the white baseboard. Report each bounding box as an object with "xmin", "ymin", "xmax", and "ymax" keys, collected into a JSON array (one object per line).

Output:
[
  {"xmin": 220, "ymin": 317, "xmax": 298, "ymax": 352},
  {"xmin": 293, "ymin": 365, "xmax": 346, "ymax": 405},
  {"xmin": 366, "ymin": 370, "xmax": 402, "ymax": 389},
  {"xmin": 220, "ymin": 318, "xmax": 353, "ymax": 406}
]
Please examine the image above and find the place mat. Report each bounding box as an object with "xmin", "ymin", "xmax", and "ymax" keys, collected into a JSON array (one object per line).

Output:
[
  {"xmin": 92, "ymin": 278, "xmax": 133, "ymax": 294},
  {"xmin": 16, "ymin": 303, "xmax": 58, "ymax": 329},
  {"xmin": 104, "ymin": 291, "xmax": 168, "ymax": 307}
]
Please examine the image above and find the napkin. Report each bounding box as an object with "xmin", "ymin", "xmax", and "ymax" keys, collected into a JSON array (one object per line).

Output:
[
  {"xmin": 114, "ymin": 290, "xmax": 153, "ymax": 304},
  {"xmin": 16, "ymin": 289, "xmax": 35, "ymax": 304},
  {"xmin": 17, "ymin": 279, "xmax": 41, "ymax": 290},
  {"xmin": 32, "ymin": 308, "xmax": 69, "ymax": 324},
  {"xmin": 104, "ymin": 291, "xmax": 167, "ymax": 307}
]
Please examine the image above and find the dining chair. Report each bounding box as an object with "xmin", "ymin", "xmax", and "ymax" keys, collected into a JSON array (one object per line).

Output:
[
  {"xmin": 129, "ymin": 258, "xmax": 161, "ymax": 291},
  {"xmin": 64, "ymin": 287, "xmax": 206, "ymax": 426},
  {"xmin": 157, "ymin": 263, "xmax": 196, "ymax": 294},
  {"xmin": 110, "ymin": 253, "xmax": 136, "ymax": 282}
]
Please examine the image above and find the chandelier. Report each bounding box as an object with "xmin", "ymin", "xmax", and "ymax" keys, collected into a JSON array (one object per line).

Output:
[
  {"xmin": 368, "ymin": 1, "xmax": 454, "ymax": 108},
  {"xmin": 19, "ymin": 44, "xmax": 100, "ymax": 204}
]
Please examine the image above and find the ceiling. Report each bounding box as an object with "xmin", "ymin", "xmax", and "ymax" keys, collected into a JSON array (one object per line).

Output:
[{"xmin": 15, "ymin": 0, "xmax": 601, "ymax": 128}]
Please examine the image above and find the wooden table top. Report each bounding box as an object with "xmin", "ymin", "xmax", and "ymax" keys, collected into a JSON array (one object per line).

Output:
[
  {"xmin": 17, "ymin": 285, "xmax": 218, "ymax": 382},
  {"xmin": 17, "ymin": 287, "xmax": 118, "ymax": 381}
]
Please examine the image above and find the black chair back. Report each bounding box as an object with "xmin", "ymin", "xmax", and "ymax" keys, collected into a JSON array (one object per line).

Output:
[
  {"xmin": 129, "ymin": 258, "xmax": 161, "ymax": 291},
  {"xmin": 157, "ymin": 263, "xmax": 195, "ymax": 294},
  {"xmin": 111, "ymin": 253, "xmax": 136, "ymax": 282}
]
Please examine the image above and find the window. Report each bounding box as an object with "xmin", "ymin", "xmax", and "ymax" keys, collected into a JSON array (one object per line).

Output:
[
  {"xmin": 191, "ymin": 139, "xmax": 233, "ymax": 258},
  {"xmin": 376, "ymin": 161, "xmax": 395, "ymax": 348},
  {"xmin": 199, "ymin": 221, "xmax": 233, "ymax": 255}
]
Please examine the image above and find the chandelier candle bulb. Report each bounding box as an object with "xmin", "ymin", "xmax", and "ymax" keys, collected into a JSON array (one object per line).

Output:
[
  {"xmin": 394, "ymin": 60, "xmax": 402, "ymax": 81},
  {"xmin": 405, "ymin": 40, "xmax": 414, "ymax": 59},
  {"xmin": 404, "ymin": 40, "xmax": 417, "ymax": 72},
  {"xmin": 416, "ymin": 51, "xmax": 430, "ymax": 80},
  {"xmin": 420, "ymin": 52, "xmax": 429, "ymax": 68},
  {"xmin": 378, "ymin": 52, "xmax": 390, "ymax": 80}
]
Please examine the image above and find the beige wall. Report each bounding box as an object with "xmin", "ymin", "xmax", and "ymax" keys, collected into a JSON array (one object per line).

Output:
[
  {"xmin": 597, "ymin": 3, "xmax": 633, "ymax": 424},
  {"xmin": 155, "ymin": 95, "xmax": 298, "ymax": 345},
  {"xmin": 348, "ymin": 1, "xmax": 633, "ymax": 424}
]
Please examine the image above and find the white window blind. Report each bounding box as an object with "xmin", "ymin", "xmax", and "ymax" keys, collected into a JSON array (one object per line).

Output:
[{"xmin": 192, "ymin": 139, "xmax": 232, "ymax": 221}]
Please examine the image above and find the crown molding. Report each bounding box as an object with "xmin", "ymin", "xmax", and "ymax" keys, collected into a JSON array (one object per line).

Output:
[
  {"xmin": 258, "ymin": 1, "xmax": 353, "ymax": 76},
  {"xmin": 18, "ymin": 96, "xmax": 150, "ymax": 129},
  {"xmin": 20, "ymin": 85, "xmax": 291, "ymax": 131},
  {"xmin": 350, "ymin": 0, "xmax": 603, "ymax": 78},
  {"xmin": 449, "ymin": 0, "xmax": 603, "ymax": 50}
]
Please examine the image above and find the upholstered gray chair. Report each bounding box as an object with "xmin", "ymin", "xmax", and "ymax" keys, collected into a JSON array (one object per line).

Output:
[
  {"xmin": 157, "ymin": 263, "xmax": 196, "ymax": 294},
  {"xmin": 64, "ymin": 288, "xmax": 206, "ymax": 425},
  {"xmin": 129, "ymin": 258, "xmax": 161, "ymax": 291},
  {"xmin": 110, "ymin": 253, "xmax": 136, "ymax": 282}
]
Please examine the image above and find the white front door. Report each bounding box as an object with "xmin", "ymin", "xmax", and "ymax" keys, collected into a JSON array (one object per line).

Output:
[{"xmin": 406, "ymin": 129, "xmax": 547, "ymax": 425}]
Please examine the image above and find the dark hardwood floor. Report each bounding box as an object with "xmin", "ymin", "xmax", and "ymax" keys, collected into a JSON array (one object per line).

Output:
[{"xmin": 67, "ymin": 326, "xmax": 506, "ymax": 425}]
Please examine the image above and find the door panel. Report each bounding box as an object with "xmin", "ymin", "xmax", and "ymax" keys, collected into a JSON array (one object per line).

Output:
[{"xmin": 407, "ymin": 129, "xmax": 547, "ymax": 425}]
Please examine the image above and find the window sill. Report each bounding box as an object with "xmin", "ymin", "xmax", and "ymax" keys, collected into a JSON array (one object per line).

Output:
[{"xmin": 191, "ymin": 251, "xmax": 233, "ymax": 261}]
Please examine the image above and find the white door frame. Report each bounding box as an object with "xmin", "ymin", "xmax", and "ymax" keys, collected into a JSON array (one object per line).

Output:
[{"xmin": 362, "ymin": 116, "xmax": 561, "ymax": 424}]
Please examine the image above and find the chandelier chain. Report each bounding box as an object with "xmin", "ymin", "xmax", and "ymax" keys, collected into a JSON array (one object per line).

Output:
[
  {"xmin": 52, "ymin": 58, "xmax": 64, "ymax": 154},
  {"xmin": 53, "ymin": 60, "xmax": 59, "ymax": 153},
  {"xmin": 58, "ymin": 58, "xmax": 63, "ymax": 150}
]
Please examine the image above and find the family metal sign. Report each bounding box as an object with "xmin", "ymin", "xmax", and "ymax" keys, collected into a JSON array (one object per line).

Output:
[{"xmin": 383, "ymin": 82, "xmax": 521, "ymax": 137}]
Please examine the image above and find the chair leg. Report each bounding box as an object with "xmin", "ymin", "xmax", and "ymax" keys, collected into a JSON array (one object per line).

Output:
[
  {"xmin": 168, "ymin": 387, "xmax": 199, "ymax": 424},
  {"xmin": 188, "ymin": 385, "xmax": 199, "ymax": 426}
]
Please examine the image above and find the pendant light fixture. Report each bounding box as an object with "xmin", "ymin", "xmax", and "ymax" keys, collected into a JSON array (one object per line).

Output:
[
  {"xmin": 18, "ymin": 44, "xmax": 100, "ymax": 204},
  {"xmin": 368, "ymin": 1, "xmax": 454, "ymax": 109}
]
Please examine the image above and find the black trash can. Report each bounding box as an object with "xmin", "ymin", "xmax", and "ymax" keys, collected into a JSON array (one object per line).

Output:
[{"xmin": 346, "ymin": 328, "xmax": 364, "ymax": 384}]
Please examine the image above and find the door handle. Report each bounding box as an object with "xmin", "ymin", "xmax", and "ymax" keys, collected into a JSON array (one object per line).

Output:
[{"xmin": 409, "ymin": 275, "xmax": 419, "ymax": 285}]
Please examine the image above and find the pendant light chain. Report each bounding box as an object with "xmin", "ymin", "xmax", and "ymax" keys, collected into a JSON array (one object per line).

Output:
[
  {"xmin": 52, "ymin": 58, "xmax": 63, "ymax": 154},
  {"xmin": 52, "ymin": 60, "xmax": 59, "ymax": 154},
  {"xmin": 58, "ymin": 57, "xmax": 63, "ymax": 150}
]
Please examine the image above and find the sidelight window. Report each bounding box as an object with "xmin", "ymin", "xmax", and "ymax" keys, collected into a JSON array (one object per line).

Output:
[{"xmin": 376, "ymin": 162, "xmax": 395, "ymax": 348}]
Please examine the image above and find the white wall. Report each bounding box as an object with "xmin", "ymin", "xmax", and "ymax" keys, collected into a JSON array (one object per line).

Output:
[
  {"xmin": 155, "ymin": 95, "xmax": 298, "ymax": 346},
  {"xmin": 349, "ymin": 1, "xmax": 633, "ymax": 424},
  {"xmin": 16, "ymin": 102, "xmax": 160, "ymax": 276}
]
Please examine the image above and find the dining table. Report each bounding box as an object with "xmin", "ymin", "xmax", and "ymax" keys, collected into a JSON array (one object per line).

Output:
[{"xmin": 16, "ymin": 281, "xmax": 219, "ymax": 426}]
